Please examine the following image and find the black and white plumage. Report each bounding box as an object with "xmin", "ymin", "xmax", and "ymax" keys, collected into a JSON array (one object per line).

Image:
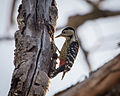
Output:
[
  {"xmin": 50, "ymin": 27, "xmax": 80, "ymax": 79},
  {"xmin": 62, "ymin": 41, "xmax": 79, "ymax": 79}
]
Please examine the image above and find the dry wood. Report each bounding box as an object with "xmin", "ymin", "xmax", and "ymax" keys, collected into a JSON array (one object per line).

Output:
[{"xmin": 8, "ymin": 0, "xmax": 58, "ymax": 96}]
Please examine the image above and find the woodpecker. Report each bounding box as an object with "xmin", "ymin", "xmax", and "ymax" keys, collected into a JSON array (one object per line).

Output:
[{"xmin": 51, "ymin": 27, "xmax": 80, "ymax": 79}]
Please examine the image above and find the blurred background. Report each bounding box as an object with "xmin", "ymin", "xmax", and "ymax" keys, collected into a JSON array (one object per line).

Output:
[{"xmin": 0, "ymin": 0, "xmax": 120, "ymax": 96}]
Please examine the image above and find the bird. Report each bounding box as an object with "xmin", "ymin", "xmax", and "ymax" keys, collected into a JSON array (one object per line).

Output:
[{"xmin": 51, "ymin": 27, "xmax": 80, "ymax": 80}]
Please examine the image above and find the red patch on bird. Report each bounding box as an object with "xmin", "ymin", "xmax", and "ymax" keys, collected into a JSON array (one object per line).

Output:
[{"xmin": 59, "ymin": 60, "xmax": 66, "ymax": 67}]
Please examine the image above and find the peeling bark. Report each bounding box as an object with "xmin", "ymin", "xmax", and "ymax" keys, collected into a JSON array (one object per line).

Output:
[{"xmin": 8, "ymin": 0, "xmax": 58, "ymax": 96}]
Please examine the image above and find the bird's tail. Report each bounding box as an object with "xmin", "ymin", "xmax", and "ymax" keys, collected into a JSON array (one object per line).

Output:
[
  {"xmin": 50, "ymin": 65, "xmax": 65, "ymax": 78},
  {"xmin": 61, "ymin": 72, "xmax": 66, "ymax": 80}
]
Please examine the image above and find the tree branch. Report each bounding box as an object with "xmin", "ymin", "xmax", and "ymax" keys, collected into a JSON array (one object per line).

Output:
[
  {"xmin": 0, "ymin": 36, "xmax": 14, "ymax": 41},
  {"xmin": 56, "ymin": 10, "xmax": 120, "ymax": 32},
  {"xmin": 55, "ymin": 54, "xmax": 120, "ymax": 96},
  {"xmin": 78, "ymin": 38, "xmax": 91, "ymax": 71},
  {"xmin": 85, "ymin": 0, "xmax": 99, "ymax": 11},
  {"xmin": 67, "ymin": 10, "xmax": 120, "ymax": 30}
]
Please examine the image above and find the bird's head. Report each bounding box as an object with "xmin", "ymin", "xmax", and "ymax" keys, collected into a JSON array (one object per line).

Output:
[{"xmin": 56, "ymin": 27, "xmax": 75, "ymax": 39}]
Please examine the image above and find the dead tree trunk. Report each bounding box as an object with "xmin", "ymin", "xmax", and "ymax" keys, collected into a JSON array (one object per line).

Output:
[{"xmin": 8, "ymin": 0, "xmax": 58, "ymax": 96}]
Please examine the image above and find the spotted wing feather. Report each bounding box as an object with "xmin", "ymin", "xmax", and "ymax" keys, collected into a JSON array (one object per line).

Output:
[
  {"xmin": 50, "ymin": 41, "xmax": 79, "ymax": 79},
  {"xmin": 64, "ymin": 41, "xmax": 79, "ymax": 72}
]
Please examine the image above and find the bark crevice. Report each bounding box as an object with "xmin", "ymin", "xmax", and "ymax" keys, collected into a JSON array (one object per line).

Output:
[{"xmin": 8, "ymin": 0, "xmax": 58, "ymax": 96}]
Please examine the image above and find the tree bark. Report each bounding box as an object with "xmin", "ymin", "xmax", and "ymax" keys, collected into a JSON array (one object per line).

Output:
[
  {"xmin": 55, "ymin": 54, "xmax": 120, "ymax": 96},
  {"xmin": 8, "ymin": 0, "xmax": 58, "ymax": 96}
]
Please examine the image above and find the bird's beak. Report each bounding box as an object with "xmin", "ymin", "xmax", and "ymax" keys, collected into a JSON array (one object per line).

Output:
[{"xmin": 55, "ymin": 34, "xmax": 63, "ymax": 38}]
